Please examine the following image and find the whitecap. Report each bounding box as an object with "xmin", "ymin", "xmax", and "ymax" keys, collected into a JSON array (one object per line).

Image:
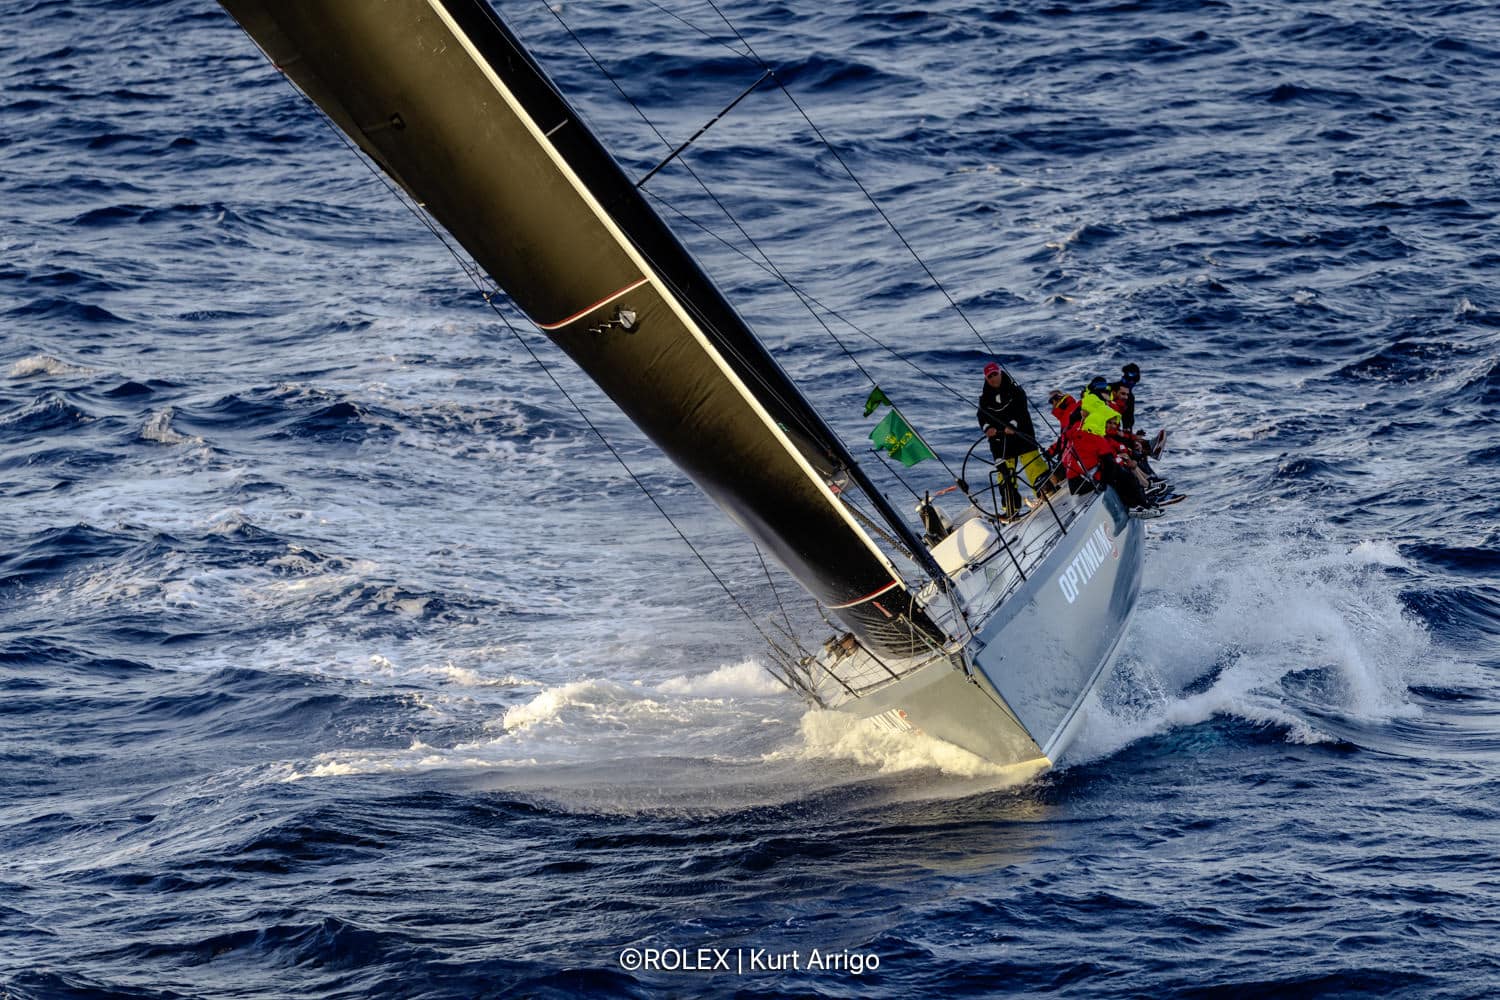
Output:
[
  {"xmin": 8, "ymin": 354, "xmax": 90, "ymax": 378},
  {"xmin": 656, "ymin": 659, "xmax": 786, "ymax": 698},
  {"xmin": 140, "ymin": 407, "xmax": 203, "ymax": 446},
  {"xmin": 1072, "ymin": 513, "xmax": 1454, "ymax": 763},
  {"xmin": 499, "ymin": 678, "xmax": 663, "ymax": 731},
  {"xmin": 1350, "ymin": 538, "xmax": 1406, "ymax": 568}
]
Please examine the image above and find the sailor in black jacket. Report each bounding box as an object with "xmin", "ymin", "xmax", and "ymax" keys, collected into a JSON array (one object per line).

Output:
[
  {"xmin": 977, "ymin": 362, "xmax": 1044, "ymax": 516},
  {"xmin": 1108, "ymin": 362, "xmax": 1141, "ymax": 432}
]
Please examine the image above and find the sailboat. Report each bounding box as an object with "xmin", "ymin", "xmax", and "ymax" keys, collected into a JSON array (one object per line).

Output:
[{"xmin": 215, "ymin": 0, "xmax": 1144, "ymax": 769}]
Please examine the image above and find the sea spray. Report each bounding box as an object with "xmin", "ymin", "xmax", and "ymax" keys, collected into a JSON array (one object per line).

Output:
[{"xmin": 1069, "ymin": 515, "xmax": 1456, "ymax": 763}]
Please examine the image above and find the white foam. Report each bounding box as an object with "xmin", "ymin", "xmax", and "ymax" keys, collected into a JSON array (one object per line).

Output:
[
  {"xmin": 774, "ymin": 709, "xmax": 1044, "ymax": 780},
  {"xmin": 499, "ymin": 677, "xmax": 707, "ymax": 732},
  {"xmin": 8, "ymin": 354, "xmax": 89, "ymax": 378},
  {"xmin": 276, "ymin": 660, "xmax": 800, "ymax": 785},
  {"xmin": 426, "ymin": 663, "xmax": 542, "ymax": 688},
  {"xmin": 656, "ymin": 659, "xmax": 786, "ymax": 698},
  {"xmin": 279, "ymin": 740, "xmax": 540, "ymax": 781},
  {"xmin": 1070, "ymin": 517, "xmax": 1451, "ymax": 763},
  {"xmin": 1350, "ymin": 539, "xmax": 1406, "ymax": 568},
  {"xmin": 500, "ymin": 679, "xmax": 595, "ymax": 730},
  {"xmin": 141, "ymin": 407, "xmax": 203, "ymax": 446}
]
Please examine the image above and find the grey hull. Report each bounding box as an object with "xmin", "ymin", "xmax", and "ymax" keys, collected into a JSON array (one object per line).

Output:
[{"xmin": 836, "ymin": 491, "xmax": 1143, "ymax": 766}]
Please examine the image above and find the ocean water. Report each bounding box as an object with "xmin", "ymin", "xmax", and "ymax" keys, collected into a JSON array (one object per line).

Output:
[{"xmin": 3, "ymin": 0, "xmax": 1499, "ymax": 996}]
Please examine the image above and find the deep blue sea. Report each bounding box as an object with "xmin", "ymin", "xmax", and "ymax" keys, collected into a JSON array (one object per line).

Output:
[{"xmin": 4, "ymin": 0, "xmax": 1499, "ymax": 996}]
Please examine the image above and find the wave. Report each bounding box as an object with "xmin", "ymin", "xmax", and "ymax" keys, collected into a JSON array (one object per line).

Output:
[
  {"xmin": 7, "ymin": 514, "xmax": 482, "ymax": 656},
  {"xmin": 280, "ymin": 654, "xmax": 1053, "ymax": 796},
  {"xmin": 775, "ymin": 709, "xmax": 1050, "ymax": 781},
  {"xmin": 0, "ymin": 636, "xmax": 155, "ymax": 678},
  {"xmin": 2, "ymin": 969, "xmax": 186, "ymax": 1000},
  {"xmin": 654, "ymin": 659, "xmax": 789, "ymax": 698},
  {"xmin": 4, "ymin": 296, "xmax": 124, "ymax": 324},
  {"xmin": 7, "ymin": 354, "xmax": 93, "ymax": 379},
  {"xmin": 0, "ymin": 523, "xmax": 133, "ymax": 590},
  {"xmin": 1258, "ymin": 82, "xmax": 1372, "ymax": 107},
  {"xmin": 499, "ymin": 676, "xmax": 727, "ymax": 734},
  {"xmin": 174, "ymin": 385, "xmax": 399, "ymax": 445},
  {"xmin": 1069, "ymin": 514, "xmax": 1467, "ymax": 764},
  {"xmin": 67, "ymin": 201, "xmax": 248, "ymax": 229},
  {"xmin": 1404, "ymin": 588, "xmax": 1500, "ymax": 655},
  {"xmin": 139, "ymin": 407, "xmax": 203, "ymax": 446}
]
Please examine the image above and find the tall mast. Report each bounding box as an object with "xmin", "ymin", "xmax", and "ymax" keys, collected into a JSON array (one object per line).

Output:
[{"xmin": 217, "ymin": 0, "xmax": 953, "ymax": 655}]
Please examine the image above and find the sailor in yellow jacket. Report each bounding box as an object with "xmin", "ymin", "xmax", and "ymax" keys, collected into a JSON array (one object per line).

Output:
[{"xmin": 1078, "ymin": 375, "xmax": 1122, "ymax": 436}]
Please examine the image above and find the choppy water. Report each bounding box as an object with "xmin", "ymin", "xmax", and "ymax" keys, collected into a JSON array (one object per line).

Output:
[{"xmin": 4, "ymin": 0, "xmax": 1498, "ymax": 996}]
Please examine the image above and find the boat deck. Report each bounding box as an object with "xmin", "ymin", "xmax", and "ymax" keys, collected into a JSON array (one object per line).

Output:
[{"xmin": 800, "ymin": 489, "xmax": 1098, "ymax": 704}]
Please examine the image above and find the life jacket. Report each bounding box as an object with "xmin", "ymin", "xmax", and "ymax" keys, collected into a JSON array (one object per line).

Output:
[{"xmin": 1078, "ymin": 386, "xmax": 1123, "ymax": 436}]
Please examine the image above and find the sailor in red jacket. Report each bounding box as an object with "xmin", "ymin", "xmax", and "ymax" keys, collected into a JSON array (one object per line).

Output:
[
  {"xmin": 1093, "ymin": 416, "xmax": 1157, "ymax": 511},
  {"xmin": 1044, "ymin": 391, "xmax": 1086, "ymax": 488},
  {"xmin": 1044, "ymin": 391, "xmax": 1115, "ymax": 496},
  {"xmin": 1046, "ymin": 391, "xmax": 1156, "ymax": 511}
]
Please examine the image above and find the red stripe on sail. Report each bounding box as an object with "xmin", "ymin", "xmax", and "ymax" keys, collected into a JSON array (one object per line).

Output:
[
  {"xmin": 825, "ymin": 579, "xmax": 900, "ymax": 610},
  {"xmin": 537, "ymin": 276, "xmax": 649, "ymax": 331}
]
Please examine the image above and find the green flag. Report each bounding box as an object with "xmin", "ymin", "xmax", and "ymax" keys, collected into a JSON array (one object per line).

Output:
[
  {"xmin": 870, "ymin": 410, "xmax": 935, "ymax": 468},
  {"xmin": 862, "ymin": 386, "xmax": 892, "ymax": 417}
]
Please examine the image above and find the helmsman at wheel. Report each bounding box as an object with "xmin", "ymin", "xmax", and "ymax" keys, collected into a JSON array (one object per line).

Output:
[{"xmin": 977, "ymin": 361, "xmax": 1046, "ymax": 516}]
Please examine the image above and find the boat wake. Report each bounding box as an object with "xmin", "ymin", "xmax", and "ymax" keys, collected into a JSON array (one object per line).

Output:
[
  {"xmin": 268, "ymin": 510, "xmax": 1467, "ymax": 799},
  {"xmin": 274, "ymin": 655, "xmax": 1047, "ymax": 809},
  {"xmin": 1068, "ymin": 513, "xmax": 1476, "ymax": 764}
]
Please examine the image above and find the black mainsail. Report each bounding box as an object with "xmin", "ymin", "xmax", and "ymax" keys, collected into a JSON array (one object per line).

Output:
[{"xmin": 218, "ymin": 0, "xmax": 951, "ymax": 659}]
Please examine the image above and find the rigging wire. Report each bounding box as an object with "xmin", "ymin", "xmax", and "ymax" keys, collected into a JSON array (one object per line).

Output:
[
  {"xmin": 697, "ymin": 0, "xmax": 1000, "ymax": 359},
  {"xmin": 616, "ymin": 4, "xmax": 1058, "ymax": 687},
  {"xmin": 476, "ymin": 302, "xmax": 810, "ymax": 683},
  {"xmin": 542, "ymin": 1, "xmax": 1070, "ymax": 474},
  {"xmin": 506, "ymin": 9, "xmax": 960, "ymax": 602},
  {"xmin": 646, "ymin": 192, "xmax": 1066, "ymax": 454},
  {"xmin": 256, "ymin": 51, "xmax": 809, "ymax": 683},
  {"xmin": 640, "ymin": 0, "xmax": 753, "ymax": 60},
  {"xmin": 541, "ymin": 0, "xmax": 1068, "ymax": 460},
  {"xmin": 639, "ymin": 0, "xmax": 1066, "ymax": 444},
  {"xmin": 537, "ymin": 4, "xmax": 870, "ymax": 466},
  {"xmin": 539, "ymin": 0, "xmax": 971, "ymax": 489},
  {"xmin": 539, "ymin": 7, "xmax": 879, "ymax": 381},
  {"xmin": 752, "ymin": 543, "xmax": 810, "ymax": 659},
  {"xmin": 641, "ymin": 188, "xmax": 971, "ymax": 406},
  {"xmin": 644, "ymin": 185, "xmax": 1066, "ymax": 446}
]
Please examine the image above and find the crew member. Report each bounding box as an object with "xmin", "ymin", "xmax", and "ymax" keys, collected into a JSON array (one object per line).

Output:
[
  {"xmin": 1074, "ymin": 415, "xmax": 1158, "ymax": 513},
  {"xmin": 1109, "ymin": 363, "xmax": 1142, "ymax": 432},
  {"xmin": 977, "ymin": 362, "xmax": 1046, "ymax": 516},
  {"xmin": 1041, "ymin": 390, "xmax": 1084, "ymax": 496},
  {"xmin": 1078, "ymin": 375, "xmax": 1121, "ymax": 436}
]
